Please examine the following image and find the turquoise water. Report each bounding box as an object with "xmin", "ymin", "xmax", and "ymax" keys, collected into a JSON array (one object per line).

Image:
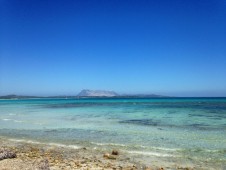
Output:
[{"xmin": 0, "ymin": 98, "xmax": 226, "ymax": 168}]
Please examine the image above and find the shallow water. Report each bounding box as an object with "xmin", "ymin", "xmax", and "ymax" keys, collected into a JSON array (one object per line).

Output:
[{"xmin": 0, "ymin": 98, "xmax": 226, "ymax": 168}]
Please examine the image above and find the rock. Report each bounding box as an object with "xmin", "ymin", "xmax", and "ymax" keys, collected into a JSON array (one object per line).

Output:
[
  {"xmin": 112, "ymin": 149, "xmax": 119, "ymax": 155},
  {"xmin": 103, "ymin": 153, "xmax": 116, "ymax": 160},
  {"xmin": 37, "ymin": 159, "xmax": 50, "ymax": 170},
  {"xmin": 103, "ymin": 153, "xmax": 110, "ymax": 158},
  {"xmin": 108, "ymin": 155, "xmax": 116, "ymax": 159},
  {"xmin": 0, "ymin": 149, "xmax": 17, "ymax": 160}
]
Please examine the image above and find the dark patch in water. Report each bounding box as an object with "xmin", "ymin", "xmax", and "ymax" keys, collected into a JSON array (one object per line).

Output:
[
  {"xmin": 191, "ymin": 114, "xmax": 206, "ymax": 117},
  {"xmin": 45, "ymin": 103, "xmax": 106, "ymax": 108},
  {"xmin": 190, "ymin": 123, "xmax": 207, "ymax": 127},
  {"xmin": 208, "ymin": 110, "xmax": 218, "ymax": 113},
  {"xmin": 168, "ymin": 111, "xmax": 177, "ymax": 114},
  {"xmin": 119, "ymin": 119, "xmax": 225, "ymax": 131},
  {"xmin": 188, "ymin": 113, "xmax": 226, "ymax": 120},
  {"xmin": 43, "ymin": 102, "xmax": 139, "ymax": 109},
  {"xmin": 210, "ymin": 117, "xmax": 223, "ymax": 120},
  {"xmin": 44, "ymin": 129, "xmax": 58, "ymax": 133},
  {"xmin": 119, "ymin": 119, "xmax": 160, "ymax": 126}
]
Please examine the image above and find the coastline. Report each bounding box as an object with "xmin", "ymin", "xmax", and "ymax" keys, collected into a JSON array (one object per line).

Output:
[
  {"xmin": 1, "ymin": 98, "xmax": 225, "ymax": 170},
  {"xmin": 0, "ymin": 137, "xmax": 194, "ymax": 170}
]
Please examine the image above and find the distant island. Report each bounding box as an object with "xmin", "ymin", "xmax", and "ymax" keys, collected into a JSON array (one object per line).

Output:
[
  {"xmin": 77, "ymin": 89, "xmax": 118, "ymax": 97},
  {"xmin": 0, "ymin": 89, "xmax": 169, "ymax": 99}
]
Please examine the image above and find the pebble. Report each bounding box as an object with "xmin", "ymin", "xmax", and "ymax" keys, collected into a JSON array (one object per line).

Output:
[
  {"xmin": 37, "ymin": 159, "xmax": 50, "ymax": 170},
  {"xmin": 0, "ymin": 148, "xmax": 17, "ymax": 160},
  {"xmin": 0, "ymin": 140, "xmax": 195, "ymax": 170},
  {"xmin": 103, "ymin": 153, "xmax": 110, "ymax": 158},
  {"xmin": 103, "ymin": 153, "xmax": 116, "ymax": 159},
  {"xmin": 112, "ymin": 149, "xmax": 119, "ymax": 155}
]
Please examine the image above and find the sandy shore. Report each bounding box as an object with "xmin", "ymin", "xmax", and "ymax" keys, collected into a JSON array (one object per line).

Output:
[{"xmin": 0, "ymin": 138, "xmax": 195, "ymax": 170}]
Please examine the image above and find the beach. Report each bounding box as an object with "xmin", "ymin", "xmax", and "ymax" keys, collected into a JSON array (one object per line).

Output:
[
  {"xmin": 1, "ymin": 0, "xmax": 225, "ymax": 168},
  {"xmin": 0, "ymin": 137, "xmax": 196, "ymax": 170},
  {"xmin": 0, "ymin": 98, "xmax": 225, "ymax": 169}
]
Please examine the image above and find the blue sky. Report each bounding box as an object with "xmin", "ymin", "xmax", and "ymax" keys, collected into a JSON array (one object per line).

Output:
[{"xmin": 0, "ymin": 0, "xmax": 226, "ymax": 96}]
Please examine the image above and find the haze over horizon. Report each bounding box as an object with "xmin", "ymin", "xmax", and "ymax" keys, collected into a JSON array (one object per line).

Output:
[{"xmin": 0, "ymin": 0, "xmax": 226, "ymax": 97}]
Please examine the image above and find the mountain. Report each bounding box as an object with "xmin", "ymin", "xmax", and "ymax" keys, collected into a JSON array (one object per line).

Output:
[{"xmin": 77, "ymin": 89, "xmax": 118, "ymax": 97}]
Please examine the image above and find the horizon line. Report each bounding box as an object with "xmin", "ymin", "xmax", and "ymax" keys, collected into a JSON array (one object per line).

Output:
[{"xmin": 0, "ymin": 94, "xmax": 226, "ymax": 98}]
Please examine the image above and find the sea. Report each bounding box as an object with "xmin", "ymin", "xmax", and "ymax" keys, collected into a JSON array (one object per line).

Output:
[{"xmin": 0, "ymin": 97, "xmax": 225, "ymax": 169}]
